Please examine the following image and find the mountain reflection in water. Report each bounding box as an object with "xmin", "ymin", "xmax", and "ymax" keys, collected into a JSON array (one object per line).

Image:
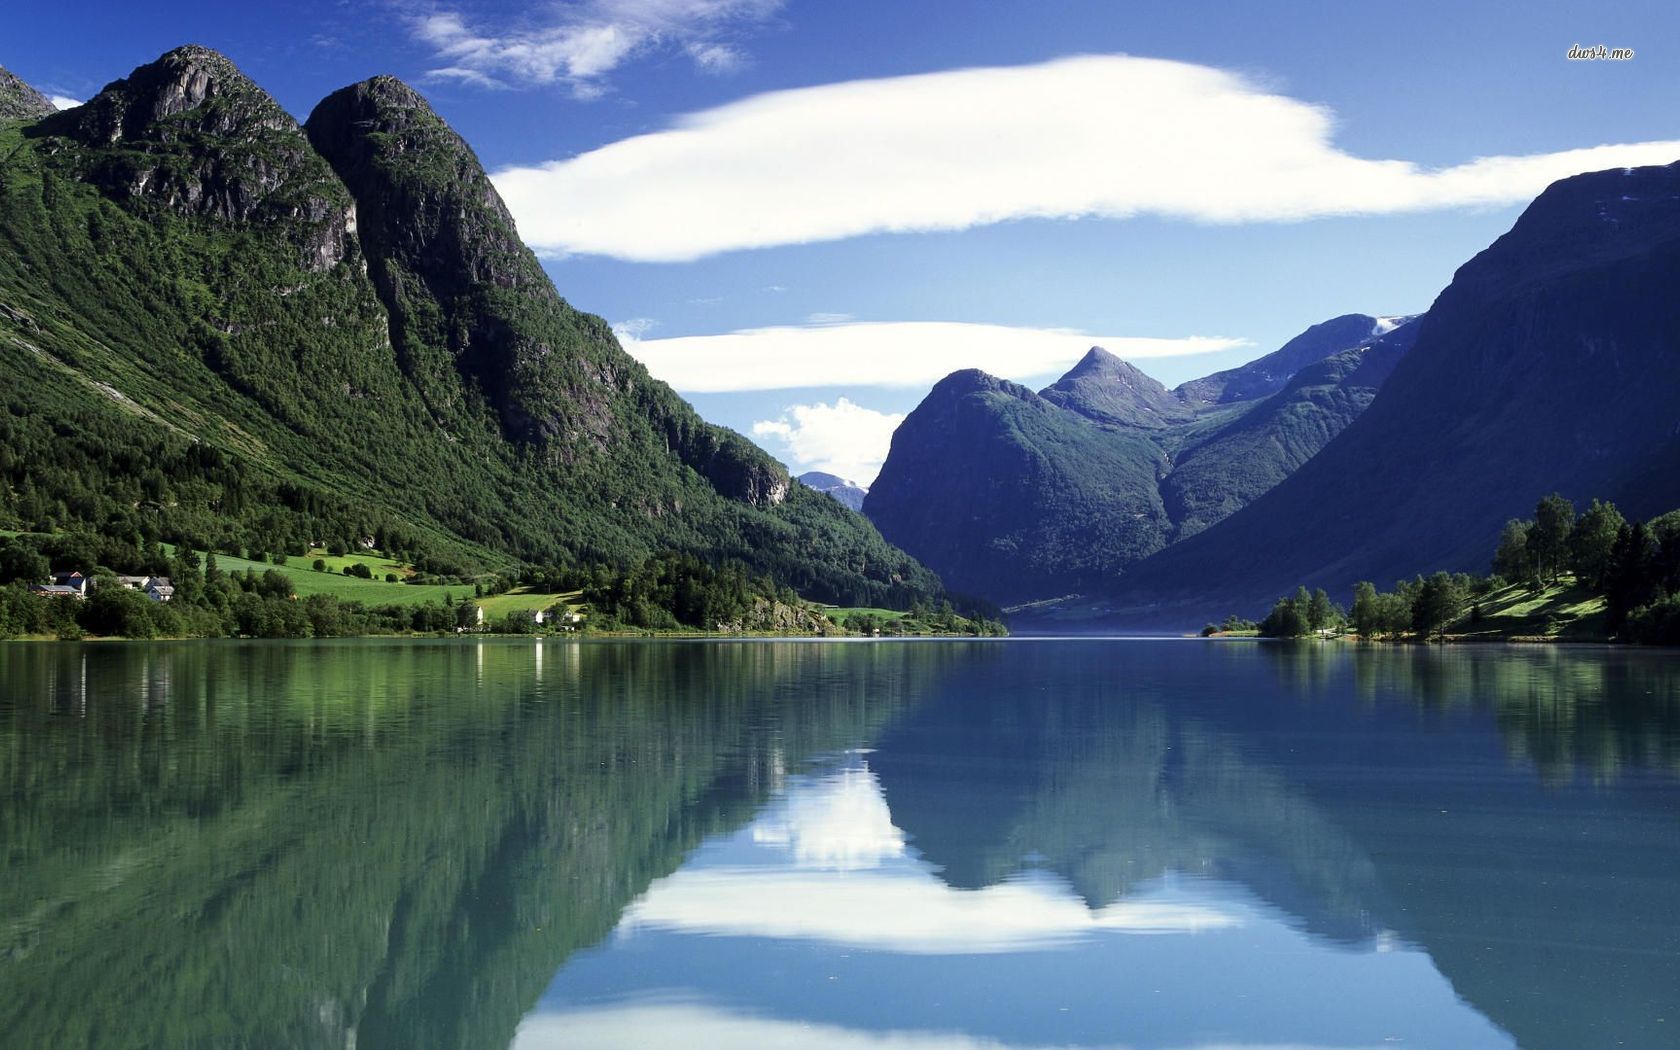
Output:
[{"xmin": 3, "ymin": 639, "xmax": 1678, "ymax": 1049}]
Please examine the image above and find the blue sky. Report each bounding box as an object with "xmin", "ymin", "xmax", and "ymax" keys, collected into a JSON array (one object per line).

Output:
[{"xmin": 8, "ymin": 1, "xmax": 1678, "ymax": 482}]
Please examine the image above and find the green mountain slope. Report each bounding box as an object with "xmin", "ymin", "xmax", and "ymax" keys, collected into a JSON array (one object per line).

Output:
[
  {"xmin": 865, "ymin": 316, "xmax": 1411, "ymax": 603},
  {"xmin": 864, "ymin": 370, "xmax": 1172, "ymax": 601},
  {"xmin": 0, "ymin": 48, "xmax": 938, "ymax": 607}
]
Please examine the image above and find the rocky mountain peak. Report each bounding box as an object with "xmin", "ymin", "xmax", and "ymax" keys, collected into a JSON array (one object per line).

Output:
[
  {"xmin": 43, "ymin": 45, "xmax": 282, "ymax": 146},
  {"xmin": 29, "ymin": 45, "xmax": 357, "ymax": 272},
  {"xmin": 1040, "ymin": 346, "xmax": 1190, "ymax": 429},
  {"xmin": 0, "ymin": 65, "xmax": 56, "ymax": 122}
]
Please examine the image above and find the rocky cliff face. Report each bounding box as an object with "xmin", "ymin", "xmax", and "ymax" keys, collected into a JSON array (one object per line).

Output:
[
  {"xmin": 33, "ymin": 46, "xmax": 356, "ymax": 272},
  {"xmin": 0, "ymin": 65, "xmax": 55, "ymax": 123}
]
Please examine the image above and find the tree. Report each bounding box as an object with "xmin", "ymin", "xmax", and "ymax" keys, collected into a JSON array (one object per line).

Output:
[
  {"xmin": 1307, "ymin": 588, "xmax": 1335, "ymax": 635},
  {"xmin": 1412, "ymin": 572, "xmax": 1465, "ymax": 642},
  {"xmin": 1350, "ymin": 581, "xmax": 1380, "ymax": 638},
  {"xmin": 1568, "ymin": 499, "xmax": 1625, "ymax": 591},
  {"xmin": 1604, "ymin": 521, "xmax": 1659, "ymax": 630},
  {"xmin": 1492, "ymin": 519, "xmax": 1533, "ymax": 584},
  {"xmin": 1528, "ymin": 493, "xmax": 1575, "ymax": 584},
  {"xmin": 1259, "ymin": 594, "xmax": 1308, "ymax": 638}
]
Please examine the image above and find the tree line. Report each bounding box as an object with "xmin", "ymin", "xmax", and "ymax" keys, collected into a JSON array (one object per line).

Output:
[{"xmin": 1226, "ymin": 493, "xmax": 1680, "ymax": 643}]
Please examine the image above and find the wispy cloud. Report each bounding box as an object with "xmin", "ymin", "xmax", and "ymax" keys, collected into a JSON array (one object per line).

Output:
[
  {"xmin": 409, "ymin": 0, "xmax": 780, "ymax": 96},
  {"xmin": 616, "ymin": 319, "xmax": 1247, "ymax": 392},
  {"xmin": 48, "ymin": 95, "xmax": 81, "ymax": 110},
  {"xmin": 490, "ymin": 53, "xmax": 1680, "ymax": 261},
  {"xmin": 752, "ymin": 398, "xmax": 905, "ymax": 484}
]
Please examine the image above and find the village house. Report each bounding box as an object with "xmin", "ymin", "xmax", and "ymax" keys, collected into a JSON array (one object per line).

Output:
[
  {"xmin": 35, "ymin": 571, "xmax": 175, "ymax": 601},
  {"xmin": 48, "ymin": 571, "xmax": 89, "ymax": 596}
]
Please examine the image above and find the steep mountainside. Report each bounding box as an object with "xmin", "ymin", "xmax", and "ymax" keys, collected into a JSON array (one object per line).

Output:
[
  {"xmin": 0, "ymin": 47, "xmax": 939, "ymax": 607},
  {"xmin": 866, "ymin": 317, "xmax": 1411, "ymax": 603},
  {"xmin": 797, "ymin": 471, "xmax": 868, "ymax": 511},
  {"xmin": 1160, "ymin": 322, "xmax": 1418, "ymax": 537},
  {"xmin": 1101, "ymin": 160, "xmax": 1680, "ymax": 624},
  {"xmin": 864, "ymin": 371, "xmax": 1172, "ymax": 601},
  {"xmin": 0, "ymin": 65, "xmax": 55, "ymax": 123}
]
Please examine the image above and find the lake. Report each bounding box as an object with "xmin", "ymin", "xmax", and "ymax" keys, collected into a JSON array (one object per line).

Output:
[{"xmin": 3, "ymin": 638, "xmax": 1679, "ymax": 1049}]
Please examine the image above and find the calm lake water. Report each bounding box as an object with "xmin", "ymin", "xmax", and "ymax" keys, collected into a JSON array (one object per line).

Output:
[{"xmin": 3, "ymin": 638, "xmax": 1680, "ymax": 1049}]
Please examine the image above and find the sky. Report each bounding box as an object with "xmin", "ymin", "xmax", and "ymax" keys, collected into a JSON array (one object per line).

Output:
[{"xmin": 7, "ymin": 1, "xmax": 1679, "ymax": 484}]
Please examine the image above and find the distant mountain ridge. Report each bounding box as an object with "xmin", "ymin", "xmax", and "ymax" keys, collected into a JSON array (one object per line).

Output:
[
  {"xmin": 0, "ymin": 50, "xmax": 942, "ymax": 608},
  {"xmin": 798, "ymin": 472, "xmax": 869, "ymax": 512},
  {"xmin": 865, "ymin": 315, "xmax": 1414, "ymax": 603},
  {"xmin": 1175, "ymin": 314, "xmax": 1412, "ymax": 405}
]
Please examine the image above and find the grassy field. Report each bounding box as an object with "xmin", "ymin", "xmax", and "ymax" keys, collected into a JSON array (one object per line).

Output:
[
  {"xmin": 819, "ymin": 606, "xmax": 909, "ymax": 621},
  {"xmin": 174, "ymin": 547, "xmax": 478, "ymax": 607},
  {"xmin": 1455, "ymin": 578, "xmax": 1608, "ymax": 641},
  {"xmin": 296, "ymin": 548, "xmax": 416, "ymax": 578},
  {"xmin": 476, "ymin": 588, "xmax": 583, "ymax": 618}
]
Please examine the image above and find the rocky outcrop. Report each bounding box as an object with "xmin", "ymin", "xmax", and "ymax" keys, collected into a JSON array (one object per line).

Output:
[
  {"xmin": 31, "ymin": 46, "xmax": 356, "ymax": 272},
  {"xmin": 0, "ymin": 65, "xmax": 55, "ymax": 123}
]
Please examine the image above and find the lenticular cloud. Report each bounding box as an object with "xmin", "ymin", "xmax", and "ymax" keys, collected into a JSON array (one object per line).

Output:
[{"xmin": 491, "ymin": 53, "xmax": 1680, "ymax": 262}]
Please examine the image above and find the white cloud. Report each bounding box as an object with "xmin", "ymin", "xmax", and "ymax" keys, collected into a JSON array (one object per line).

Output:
[
  {"xmin": 611, "ymin": 316, "xmax": 658, "ymax": 340},
  {"xmin": 750, "ymin": 764, "xmax": 906, "ymax": 869},
  {"xmin": 515, "ymin": 1003, "xmax": 1389, "ymax": 1050},
  {"xmin": 410, "ymin": 0, "xmax": 779, "ymax": 96},
  {"xmin": 753, "ymin": 398, "xmax": 904, "ymax": 487},
  {"xmin": 49, "ymin": 95, "xmax": 80, "ymax": 110},
  {"xmin": 620, "ymin": 319, "xmax": 1246, "ymax": 392},
  {"xmin": 489, "ymin": 53, "xmax": 1680, "ymax": 261},
  {"xmin": 623, "ymin": 867, "xmax": 1241, "ymax": 954}
]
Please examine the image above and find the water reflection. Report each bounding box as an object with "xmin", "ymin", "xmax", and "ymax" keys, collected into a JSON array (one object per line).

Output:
[{"xmin": 2, "ymin": 639, "xmax": 1679, "ymax": 1049}]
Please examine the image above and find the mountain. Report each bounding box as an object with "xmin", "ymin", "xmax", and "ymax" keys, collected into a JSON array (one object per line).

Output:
[
  {"xmin": 1160, "ymin": 321, "xmax": 1418, "ymax": 537},
  {"xmin": 1099, "ymin": 160, "xmax": 1680, "ymax": 625},
  {"xmin": 1040, "ymin": 347, "xmax": 1194, "ymax": 428},
  {"xmin": 0, "ymin": 47, "xmax": 940, "ymax": 607},
  {"xmin": 864, "ymin": 370, "xmax": 1174, "ymax": 602},
  {"xmin": 865, "ymin": 316, "xmax": 1412, "ymax": 603},
  {"xmin": 797, "ymin": 471, "xmax": 868, "ymax": 512},
  {"xmin": 0, "ymin": 65, "xmax": 55, "ymax": 122},
  {"xmin": 1175, "ymin": 313, "xmax": 1410, "ymax": 405}
]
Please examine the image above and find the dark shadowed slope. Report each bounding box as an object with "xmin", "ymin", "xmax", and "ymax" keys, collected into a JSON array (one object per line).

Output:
[{"xmin": 1101, "ymin": 161, "xmax": 1680, "ymax": 625}]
